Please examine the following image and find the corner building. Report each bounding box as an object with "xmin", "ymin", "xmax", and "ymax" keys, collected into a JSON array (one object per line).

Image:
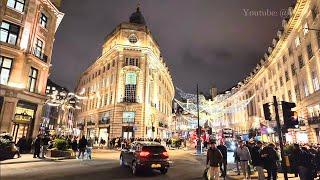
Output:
[
  {"xmin": 0, "ymin": 0, "xmax": 63, "ymax": 142},
  {"xmin": 218, "ymin": 0, "xmax": 320, "ymax": 143},
  {"xmin": 75, "ymin": 7, "xmax": 175, "ymax": 141}
]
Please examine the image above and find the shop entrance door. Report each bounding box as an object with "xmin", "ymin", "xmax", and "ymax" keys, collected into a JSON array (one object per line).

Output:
[{"xmin": 11, "ymin": 123, "xmax": 29, "ymax": 143}]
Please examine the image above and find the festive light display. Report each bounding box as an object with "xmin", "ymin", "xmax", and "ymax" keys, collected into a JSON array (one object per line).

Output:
[{"xmin": 175, "ymin": 87, "xmax": 254, "ymax": 128}]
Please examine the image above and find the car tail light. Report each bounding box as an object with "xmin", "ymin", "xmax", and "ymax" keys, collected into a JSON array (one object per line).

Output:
[
  {"xmin": 162, "ymin": 151, "xmax": 169, "ymax": 158},
  {"xmin": 139, "ymin": 151, "xmax": 150, "ymax": 157}
]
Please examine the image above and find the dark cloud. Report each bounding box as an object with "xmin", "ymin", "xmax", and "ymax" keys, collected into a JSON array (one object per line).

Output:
[{"xmin": 51, "ymin": 0, "xmax": 292, "ymax": 93}]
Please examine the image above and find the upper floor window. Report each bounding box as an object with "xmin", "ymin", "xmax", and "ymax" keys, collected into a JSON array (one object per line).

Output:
[
  {"xmin": 0, "ymin": 21, "xmax": 20, "ymax": 45},
  {"xmin": 312, "ymin": 71, "xmax": 320, "ymax": 92},
  {"xmin": 317, "ymin": 32, "xmax": 320, "ymax": 48},
  {"xmin": 0, "ymin": 56, "xmax": 13, "ymax": 85},
  {"xmin": 291, "ymin": 63, "xmax": 296, "ymax": 76},
  {"xmin": 124, "ymin": 72, "xmax": 137, "ymax": 102},
  {"xmin": 312, "ymin": 6, "xmax": 319, "ymax": 20},
  {"xmin": 283, "ymin": 56, "xmax": 287, "ymax": 63},
  {"xmin": 295, "ymin": 36, "xmax": 301, "ymax": 47},
  {"xmin": 125, "ymin": 58, "xmax": 139, "ymax": 67},
  {"xmin": 298, "ymin": 55, "xmax": 304, "ymax": 69},
  {"xmin": 123, "ymin": 112, "xmax": 135, "ymax": 123},
  {"xmin": 303, "ymin": 82, "xmax": 309, "ymax": 97},
  {"xmin": 39, "ymin": 12, "xmax": 48, "ymax": 28},
  {"xmin": 7, "ymin": 0, "xmax": 25, "ymax": 12},
  {"xmin": 294, "ymin": 84, "xmax": 301, "ymax": 101},
  {"xmin": 279, "ymin": 77, "xmax": 283, "ymax": 87},
  {"xmin": 307, "ymin": 43, "xmax": 313, "ymax": 60},
  {"xmin": 34, "ymin": 38, "xmax": 44, "ymax": 58},
  {"xmin": 285, "ymin": 71, "xmax": 290, "ymax": 82},
  {"xmin": 303, "ymin": 23, "xmax": 309, "ymax": 35},
  {"xmin": 28, "ymin": 67, "xmax": 38, "ymax": 92},
  {"xmin": 112, "ymin": 60, "xmax": 115, "ymax": 67}
]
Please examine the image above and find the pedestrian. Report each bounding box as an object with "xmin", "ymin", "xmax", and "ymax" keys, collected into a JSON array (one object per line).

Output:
[
  {"xmin": 71, "ymin": 137, "xmax": 78, "ymax": 157},
  {"xmin": 236, "ymin": 140, "xmax": 251, "ymax": 179},
  {"xmin": 234, "ymin": 143, "xmax": 241, "ymax": 175},
  {"xmin": 87, "ymin": 137, "xmax": 94, "ymax": 160},
  {"xmin": 33, "ymin": 135, "xmax": 41, "ymax": 158},
  {"xmin": 294, "ymin": 144, "xmax": 315, "ymax": 180},
  {"xmin": 261, "ymin": 143, "xmax": 279, "ymax": 180},
  {"xmin": 41, "ymin": 135, "xmax": 49, "ymax": 158},
  {"xmin": 78, "ymin": 135, "xmax": 88, "ymax": 159},
  {"xmin": 206, "ymin": 140, "xmax": 223, "ymax": 180},
  {"xmin": 16, "ymin": 136, "xmax": 27, "ymax": 154},
  {"xmin": 217, "ymin": 140, "xmax": 228, "ymax": 178},
  {"xmin": 251, "ymin": 141, "xmax": 265, "ymax": 180}
]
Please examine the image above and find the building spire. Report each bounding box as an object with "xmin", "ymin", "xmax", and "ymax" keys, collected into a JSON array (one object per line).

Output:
[{"xmin": 136, "ymin": 1, "xmax": 141, "ymax": 12}]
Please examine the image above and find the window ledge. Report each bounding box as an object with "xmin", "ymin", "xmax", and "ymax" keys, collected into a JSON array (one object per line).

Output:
[{"xmin": 6, "ymin": 6, "xmax": 25, "ymax": 14}]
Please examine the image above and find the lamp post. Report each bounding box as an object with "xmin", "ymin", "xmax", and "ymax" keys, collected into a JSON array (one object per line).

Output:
[{"xmin": 196, "ymin": 84, "xmax": 202, "ymax": 155}]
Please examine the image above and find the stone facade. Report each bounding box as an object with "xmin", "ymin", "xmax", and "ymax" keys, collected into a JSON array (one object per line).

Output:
[
  {"xmin": 216, "ymin": 0, "xmax": 320, "ymax": 143},
  {"xmin": 0, "ymin": 0, "xmax": 63, "ymax": 142},
  {"xmin": 75, "ymin": 8, "xmax": 175, "ymax": 141}
]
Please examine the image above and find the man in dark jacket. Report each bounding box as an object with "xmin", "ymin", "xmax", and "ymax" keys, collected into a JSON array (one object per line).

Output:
[
  {"xmin": 206, "ymin": 141, "xmax": 223, "ymax": 180},
  {"xmin": 78, "ymin": 135, "xmax": 88, "ymax": 159},
  {"xmin": 261, "ymin": 143, "xmax": 279, "ymax": 180},
  {"xmin": 251, "ymin": 141, "xmax": 264, "ymax": 180},
  {"xmin": 217, "ymin": 141, "xmax": 228, "ymax": 178},
  {"xmin": 16, "ymin": 136, "xmax": 27, "ymax": 154},
  {"xmin": 33, "ymin": 135, "xmax": 41, "ymax": 158}
]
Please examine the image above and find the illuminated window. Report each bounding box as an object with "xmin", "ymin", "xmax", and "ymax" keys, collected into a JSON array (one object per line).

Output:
[
  {"xmin": 28, "ymin": 67, "xmax": 38, "ymax": 92},
  {"xmin": 124, "ymin": 72, "xmax": 137, "ymax": 102},
  {"xmin": 7, "ymin": 0, "xmax": 24, "ymax": 12},
  {"xmin": 34, "ymin": 38, "xmax": 44, "ymax": 58},
  {"xmin": 303, "ymin": 23, "xmax": 309, "ymax": 35},
  {"xmin": 39, "ymin": 12, "xmax": 48, "ymax": 28},
  {"xmin": 0, "ymin": 21, "xmax": 19, "ymax": 45},
  {"xmin": 312, "ymin": 71, "xmax": 320, "ymax": 91},
  {"xmin": 295, "ymin": 36, "xmax": 301, "ymax": 47},
  {"xmin": 123, "ymin": 112, "xmax": 135, "ymax": 123},
  {"xmin": 0, "ymin": 56, "xmax": 13, "ymax": 85},
  {"xmin": 304, "ymin": 82, "xmax": 309, "ymax": 97}
]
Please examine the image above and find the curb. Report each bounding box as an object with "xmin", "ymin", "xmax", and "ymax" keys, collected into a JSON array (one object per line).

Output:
[{"xmin": 0, "ymin": 157, "xmax": 70, "ymax": 165}]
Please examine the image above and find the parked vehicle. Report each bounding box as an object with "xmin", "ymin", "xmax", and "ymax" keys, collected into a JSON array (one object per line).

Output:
[
  {"xmin": 119, "ymin": 141, "xmax": 170, "ymax": 175},
  {"xmin": 0, "ymin": 134, "xmax": 20, "ymax": 161}
]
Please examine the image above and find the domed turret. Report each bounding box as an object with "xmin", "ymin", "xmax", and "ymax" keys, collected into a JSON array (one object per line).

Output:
[{"xmin": 129, "ymin": 4, "xmax": 146, "ymax": 25}]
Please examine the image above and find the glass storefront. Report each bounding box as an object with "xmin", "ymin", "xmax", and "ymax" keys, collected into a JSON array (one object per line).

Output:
[{"xmin": 11, "ymin": 100, "xmax": 37, "ymax": 142}]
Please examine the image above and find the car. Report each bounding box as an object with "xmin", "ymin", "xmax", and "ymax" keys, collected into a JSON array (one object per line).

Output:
[
  {"xmin": 119, "ymin": 141, "xmax": 170, "ymax": 175},
  {"xmin": 0, "ymin": 134, "xmax": 20, "ymax": 161}
]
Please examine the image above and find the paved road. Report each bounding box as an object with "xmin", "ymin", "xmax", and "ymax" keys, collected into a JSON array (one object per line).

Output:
[
  {"xmin": 0, "ymin": 149, "xmax": 299, "ymax": 180},
  {"xmin": 1, "ymin": 149, "xmax": 208, "ymax": 180}
]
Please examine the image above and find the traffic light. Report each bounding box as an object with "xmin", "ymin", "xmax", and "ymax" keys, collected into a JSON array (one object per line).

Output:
[
  {"xmin": 263, "ymin": 103, "xmax": 272, "ymax": 121},
  {"xmin": 282, "ymin": 101, "xmax": 298, "ymax": 129}
]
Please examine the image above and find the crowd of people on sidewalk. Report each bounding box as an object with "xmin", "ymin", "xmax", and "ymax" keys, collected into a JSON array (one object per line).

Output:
[{"xmin": 205, "ymin": 138, "xmax": 320, "ymax": 180}]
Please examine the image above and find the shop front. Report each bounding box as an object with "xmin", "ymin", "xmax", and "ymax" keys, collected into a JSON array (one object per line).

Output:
[
  {"xmin": 122, "ymin": 126, "xmax": 134, "ymax": 139},
  {"xmin": 99, "ymin": 127, "xmax": 109, "ymax": 144},
  {"xmin": 11, "ymin": 100, "xmax": 37, "ymax": 142}
]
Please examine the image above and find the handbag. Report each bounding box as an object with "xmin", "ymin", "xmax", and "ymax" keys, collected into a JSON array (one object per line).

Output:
[{"xmin": 203, "ymin": 167, "xmax": 209, "ymax": 180}]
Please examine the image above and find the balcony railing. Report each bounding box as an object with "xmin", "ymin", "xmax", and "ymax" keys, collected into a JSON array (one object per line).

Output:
[
  {"xmin": 122, "ymin": 97, "xmax": 137, "ymax": 103},
  {"xmin": 308, "ymin": 116, "xmax": 320, "ymax": 125},
  {"xmin": 33, "ymin": 49, "xmax": 48, "ymax": 63}
]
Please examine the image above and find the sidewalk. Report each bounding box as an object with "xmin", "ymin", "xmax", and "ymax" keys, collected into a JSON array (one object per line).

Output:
[
  {"xmin": 0, "ymin": 154, "xmax": 67, "ymax": 165},
  {"xmin": 0, "ymin": 149, "xmax": 118, "ymax": 165}
]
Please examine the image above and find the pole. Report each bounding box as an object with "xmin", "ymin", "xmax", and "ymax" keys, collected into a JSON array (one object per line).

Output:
[
  {"xmin": 273, "ymin": 96, "xmax": 288, "ymax": 180},
  {"xmin": 196, "ymin": 84, "xmax": 201, "ymax": 154}
]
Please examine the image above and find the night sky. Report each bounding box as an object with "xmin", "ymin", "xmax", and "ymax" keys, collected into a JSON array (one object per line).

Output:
[{"xmin": 51, "ymin": 0, "xmax": 292, "ymax": 94}]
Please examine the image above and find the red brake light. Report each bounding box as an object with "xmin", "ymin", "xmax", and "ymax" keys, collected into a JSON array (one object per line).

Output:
[
  {"xmin": 162, "ymin": 151, "xmax": 169, "ymax": 158},
  {"xmin": 139, "ymin": 151, "xmax": 150, "ymax": 157}
]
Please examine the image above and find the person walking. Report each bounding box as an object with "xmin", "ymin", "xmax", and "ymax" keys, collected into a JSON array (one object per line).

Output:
[
  {"xmin": 78, "ymin": 135, "xmax": 88, "ymax": 159},
  {"xmin": 71, "ymin": 137, "xmax": 78, "ymax": 157},
  {"xmin": 261, "ymin": 143, "xmax": 279, "ymax": 180},
  {"xmin": 33, "ymin": 135, "xmax": 41, "ymax": 158},
  {"xmin": 234, "ymin": 143, "xmax": 241, "ymax": 175},
  {"xmin": 236, "ymin": 140, "xmax": 252, "ymax": 180},
  {"xmin": 251, "ymin": 141, "xmax": 265, "ymax": 180},
  {"xmin": 217, "ymin": 140, "xmax": 228, "ymax": 178},
  {"xmin": 87, "ymin": 137, "xmax": 94, "ymax": 160},
  {"xmin": 41, "ymin": 135, "xmax": 49, "ymax": 158},
  {"xmin": 206, "ymin": 141, "xmax": 223, "ymax": 180},
  {"xmin": 16, "ymin": 136, "xmax": 27, "ymax": 154}
]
